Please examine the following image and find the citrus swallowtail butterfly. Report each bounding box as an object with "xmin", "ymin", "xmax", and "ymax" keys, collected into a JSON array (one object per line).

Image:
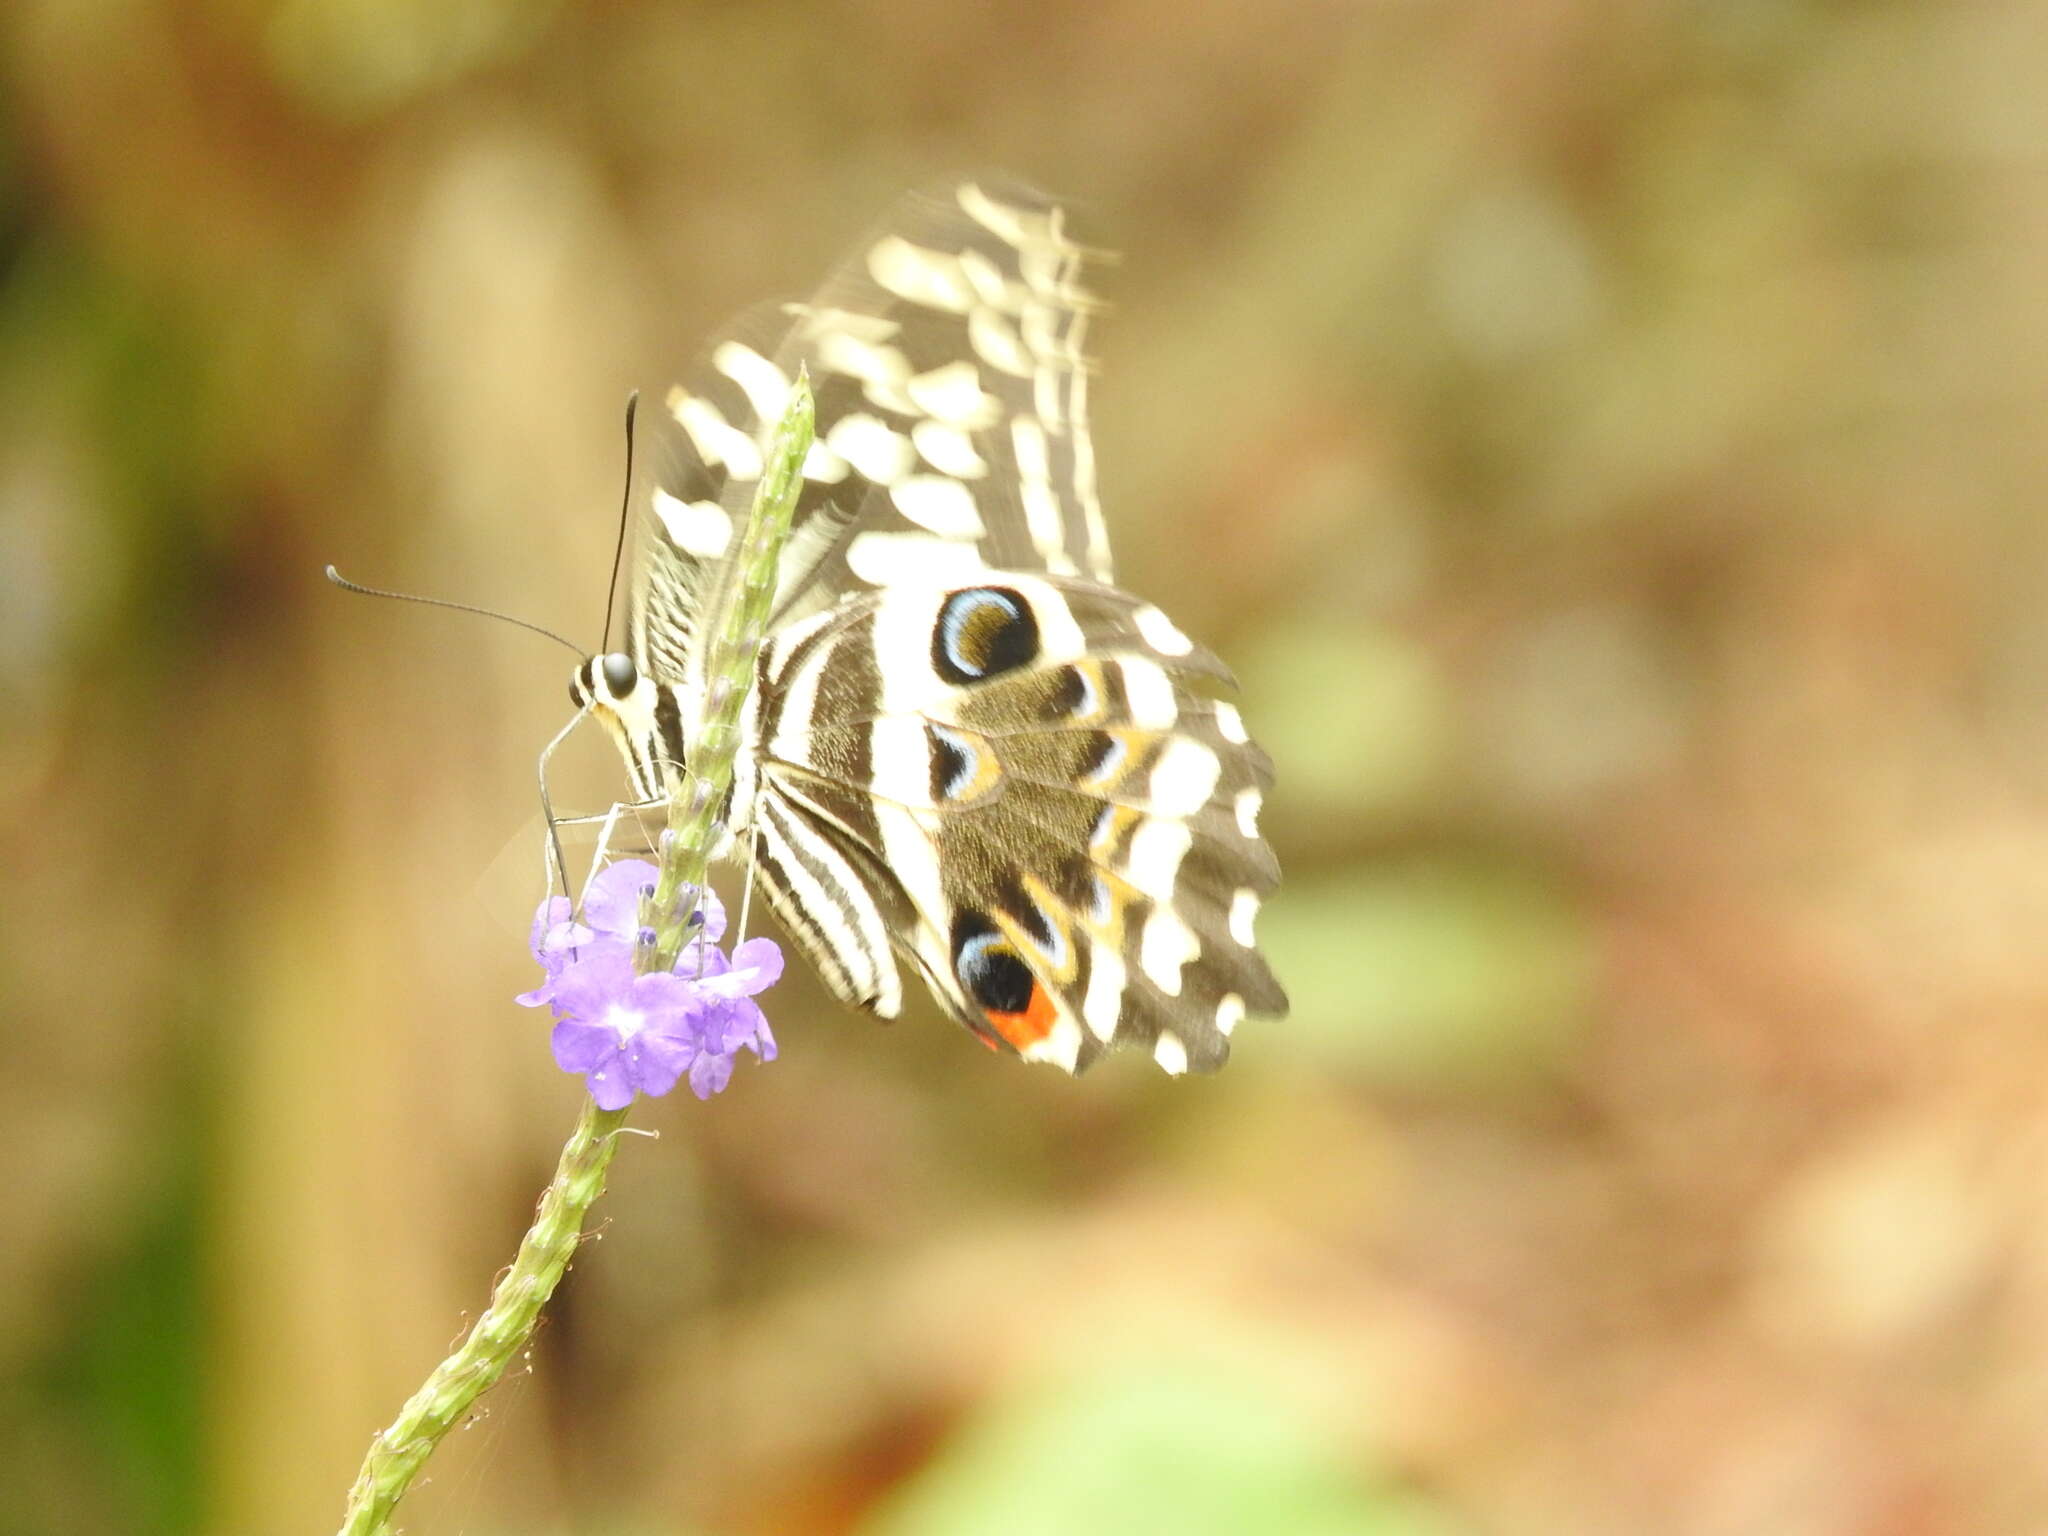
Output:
[{"xmin": 572, "ymin": 181, "xmax": 1286, "ymax": 1074}]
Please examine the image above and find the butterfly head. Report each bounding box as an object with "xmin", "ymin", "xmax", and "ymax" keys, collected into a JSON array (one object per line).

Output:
[{"xmin": 571, "ymin": 651, "xmax": 677, "ymax": 802}]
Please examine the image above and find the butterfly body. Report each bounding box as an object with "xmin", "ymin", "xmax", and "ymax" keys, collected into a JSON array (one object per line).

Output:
[{"xmin": 575, "ymin": 182, "xmax": 1285, "ymax": 1075}]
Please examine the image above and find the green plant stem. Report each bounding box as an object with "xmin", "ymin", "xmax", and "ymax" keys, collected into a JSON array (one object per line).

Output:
[
  {"xmin": 336, "ymin": 1098, "xmax": 626, "ymax": 1536},
  {"xmin": 647, "ymin": 370, "xmax": 814, "ymax": 968},
  {"xmin": 335, "ymin": 371, "xmax": 813, "ymax": 1536}
]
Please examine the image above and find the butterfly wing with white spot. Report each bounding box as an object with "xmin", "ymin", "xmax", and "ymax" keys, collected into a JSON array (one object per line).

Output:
[
  {"xmin": 599, "ymin": 181, "xmax": 1288, "ymax": 1076},
  {"xmin": 625, "ymin": 181, "xmax": 1114, "ymax": 698},
  {"xmin": 751, "ymin": 573, "xmax": 1287, "ymax": 1074}
]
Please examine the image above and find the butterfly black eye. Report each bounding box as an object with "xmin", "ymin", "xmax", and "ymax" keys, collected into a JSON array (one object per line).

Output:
[
  {"xmin": 933, "ymin": 587, "xmax": 1038, "ymax": 686},
  {"xmin": 952, "ymin": 911, "xmax": 1034, "ymax": 1015},
  {"xmin": 600, "ymin": 652, "xmax": 638, "ymax": 697}
]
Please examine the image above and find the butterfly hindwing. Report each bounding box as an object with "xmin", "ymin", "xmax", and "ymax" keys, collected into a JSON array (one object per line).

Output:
[{"xmin": 751, "ymin": 574, "xmax": 1285, "ymax": 1073}]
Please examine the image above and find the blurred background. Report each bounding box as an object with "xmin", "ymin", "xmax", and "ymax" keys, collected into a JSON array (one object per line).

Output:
[{"xmin": 7, "ymin": 1, "xmax": 2048, "ymax": 1532}]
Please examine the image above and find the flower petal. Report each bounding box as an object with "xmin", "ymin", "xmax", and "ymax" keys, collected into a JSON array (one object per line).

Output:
[
  {"xmin": 585, "ymin": 1062, "xmax": 637, "ymax": 1111},
  {"xmin": 551, "ymin": 1020, "xmax": 617, "ymax": 1074},
  {"xmin": 688, "ymin": 1048, "xmax": 735, "ymax": 1099},
  {"xmin": 528, "ymin": 869, "xmax": 781, "ymax": 1102},
  {"xmin": 582, "ymin": 859, "xmax": 657, "ymax": 942},
  {"xmin": 628, "ymin": 1031, "xmax": 695, "ymax": 1099},
  {"xmin": 547, "ymin": 942, "xmax": 640, "ymax": 1024},
  {"xmin": 673, "ymin": 937, "xmax": 730, "ymax": 985},
  {"xmin": 727, "ymin": 937, "xmax": 784, "ymax": 993},
  {"xmin": 696, "ymin": 937, "xmax": 785, "ymax": 999},
  {"xmin": 529, "ymin": 896, "xmax": 573, "ymax": 961},
  {"xmin": 706, "ymin": 996, "xmax": 780, "ymax": 1056},
  {"xmin": 530, "ymin": 894, "xmax": 596, "ymax": 979},
  {"xmin": 624, "ymin": 975, "xmax": 703, "ymax": 1042}
]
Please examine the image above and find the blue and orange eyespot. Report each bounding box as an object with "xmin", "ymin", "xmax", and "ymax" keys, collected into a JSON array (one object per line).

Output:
[{"xmin": 952, "ymin": 910, "xmax": 1056, "ymax": 1049}]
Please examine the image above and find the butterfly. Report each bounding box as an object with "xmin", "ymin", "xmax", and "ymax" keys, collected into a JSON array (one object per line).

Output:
[{"xmin": 570, "ymin": 181, "xmax": 1285, "ymax": 1075}]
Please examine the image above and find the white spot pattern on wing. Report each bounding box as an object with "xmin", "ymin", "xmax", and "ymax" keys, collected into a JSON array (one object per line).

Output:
[
  {"xmin": 890, "ymin": 475, "xmax": 985, "ymax": 539},
  {"xmin": 1133, "ymin": 604, "xmax": 1195, "ymax": 657},
  {"xmin": 1229, "ymin": 888, "xmax": 1260, "ymax": 949},
  {"xmin": 868, "ymin": 235, "xmax": 976, "ymax": 313},
  {"xmin": 1216, "ymin": 992, "xmax": 1245, "ymax": 1038},
  {"xmin": 1148, "ymin": 738, "xmax": 1220, "ymax": 816},
  {"xmin": 1139, "ymin": 907, "xmax": 1199, "ymax": 995},
  {"xmin": 825, "ymin": 413, "xmax": 916, "ymax": 485},
  {"xmin": 1234, "ymin": 786, "xmax": 1263, "ymax": 840},
  {"xmin": 906, "ymin": 361, "xmax": 999, "ymax": 427},
  {"xmin": 652, "ymin": 489, "xmax": 732, "ymax": 558},
  {"xmin": 911, "ymin": 421, "xmax": 987, "ymax": 479},
  {"xmin": 712, "ymin": 341, "xmax": 792, "ymax": 426}
]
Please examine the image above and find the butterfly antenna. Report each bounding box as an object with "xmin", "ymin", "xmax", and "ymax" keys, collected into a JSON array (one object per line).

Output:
[
  {"xmin": 601, "ymin": 391, "xmax": 639, "ymax": 653},
  {"xmin": 325, "ymin": 566, "xmax": 586, "ymax": 658}
]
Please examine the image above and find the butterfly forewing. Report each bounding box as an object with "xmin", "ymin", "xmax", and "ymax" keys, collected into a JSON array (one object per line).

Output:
[{"xmin": 600, "ymin": 182, "xmax": 1285, "ymax": 1074}]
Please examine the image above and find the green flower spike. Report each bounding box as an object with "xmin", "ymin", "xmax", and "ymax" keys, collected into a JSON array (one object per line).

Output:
[{"xmin": 335, "ymin": 371, "xmax": 813, "ymax": 1536}]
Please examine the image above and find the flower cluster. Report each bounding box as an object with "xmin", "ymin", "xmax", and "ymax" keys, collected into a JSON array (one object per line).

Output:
[{"xmin": 519, "ymin": 860, "xmax": 781, "ymax": 1108}]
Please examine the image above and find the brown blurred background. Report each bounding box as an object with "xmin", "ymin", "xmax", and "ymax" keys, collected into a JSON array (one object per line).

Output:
[{"xmin": 8, "ymin": 2, "xmax": 2048, "ymax": 1533}]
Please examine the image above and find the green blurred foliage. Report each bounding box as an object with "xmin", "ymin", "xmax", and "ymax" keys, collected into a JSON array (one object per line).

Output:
[
  {"xmin": 1267, "ymin": 861, "xmax": 1592, "ymax": 1091},
  {"xmin": 867, "ymin": 1361, "xmax": 1455, "ymax": 1536}
]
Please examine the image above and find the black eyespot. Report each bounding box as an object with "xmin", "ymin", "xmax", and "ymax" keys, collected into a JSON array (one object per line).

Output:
[
  {"xmin": 600, "ymin": 652, "xmax": 639, "ymax": 697},
  {"xmin": 933, "ymin": 587, "xmax": 1039, "ymax": 686},
  {"xmin": 952, "ymin": 910, "xmax": 1034, "ymax": 1015}
]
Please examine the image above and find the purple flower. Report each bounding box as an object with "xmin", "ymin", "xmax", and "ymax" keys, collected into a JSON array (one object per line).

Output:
[
  {"xmin": 678, "ymin": 936, "xmax": 783, "ymax": 1096},
  {"xmin": 579, "ymin": 859, "xmax": 730, "ymax": 946},
  {"xmin": 514, "ymin": 895, "xmax": 598, "ymax": 1009},
  {"xmin": 545, "ymin": 946, "xmax": 701, "ymax": 1109},
  {"xmin": 518, "ymin": 861, "xmax": 779, "ymax": 1106}
]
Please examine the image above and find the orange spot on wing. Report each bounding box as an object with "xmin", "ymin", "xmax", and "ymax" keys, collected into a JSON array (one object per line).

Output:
[{"xmin": 985, "ymin": 980, "xmax": 1058, "ymax": 1051}]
